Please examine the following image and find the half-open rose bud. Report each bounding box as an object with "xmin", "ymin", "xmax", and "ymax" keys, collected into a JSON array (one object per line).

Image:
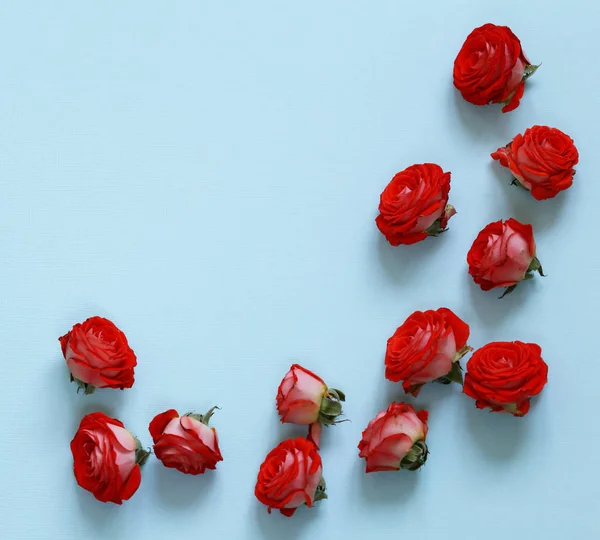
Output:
[
  {"xmin": 149, "ymin": 407, "xmax": 223, "ymax": 475},
  {"xmin": 70, "ymin": 412, "xmax": 149, "ymax": 504},
  {"xmin": 276, "ymin": 364, "xmax": 345, "ymax": 427},
  {"xmin": 467, "ymin": 218, "xmax": 544, "ymax": 297},
  {"xmin": 358, "ymin": 403, "xmax": 429, "ymax": 473},
  {"xmin": 385, "ymin": 307, "xmax": 472, "ymax": 396}
]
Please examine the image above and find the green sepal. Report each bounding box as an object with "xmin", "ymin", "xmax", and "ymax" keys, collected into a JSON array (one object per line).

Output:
[
  {"xmin": 320, "ymin": 397, "xmax": 342, "ymax": 418},
  {"xmin": 528, "ymin": 257, "xmax": 545, "ymax": 277},
  {"xmin": 184, "ymin": 406, "xmax": 220, "ymax": 426},
  {"xmin": 328, "ymin": 388, "xmax": 346, "ymax": 402},
  {"xmin": 400, "ymin": 440, "xmax": 429, "ymax": 471},
  {"xmin": 313, "ymin": 477, "xmax": 328, "ymax": 502},
  {"xmin": 499, "ymin": 284, "xmax": 518, "ymax": 299},
  {"xmin": 71, "ymin": 374, "xmax": 96, "ymax": 395},
  {"xmin": 425, "ymin": 217, "xmax": 448, "ymax": 237},
  {"xmin": 318, "ymin": 389, "xmax": 345, "ymax": 425},
  {"xmin": 134, "ymin": 439, "xmax": 151, "ymax": 467},
  {"xmin": 434, "ymin": 361, "xmax": 464, "ymax": 386},
  {"xmin": 523, "ymin": 64, "xmax": 540, "ymax": 80},
  {"xmin": 511, "ymin": 178, "xmax": 528, "ymax": 191}
]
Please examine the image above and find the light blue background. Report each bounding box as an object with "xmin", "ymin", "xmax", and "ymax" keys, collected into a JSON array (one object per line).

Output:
[{"xmin": 1, "ymin": 1, "xmax": 599, "ymax": 538}]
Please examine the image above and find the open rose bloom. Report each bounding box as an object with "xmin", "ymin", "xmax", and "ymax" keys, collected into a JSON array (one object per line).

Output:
[
  {"xmin": 492, "ymin": 126, "xmax": 579, "ymax": 200},
  {"xmin": 70, "ymin": 412, "xmax": 149, "ymax": 504},
  {"xmin": 59, "ymin": 316, "xmax": 137, "ymax": 394},
  {"xmin": 376, "ymin": 163, "xmax": 456, "ymax": 246},
  {"xmin": 358, "ymin": 403, "xmax": 429, "ymax": 473},
  {"xmin": 255, "ymin": 438, "xmax": 326, "ymax": 517},
  {"xmin": 149, "ymin": 408, "xmax": 223, "ymax": 475},
  {"xmin": 454, "ymin": 23, "xmax": 538, "ymax": 113},
  {"xmin": 385, "ymin": 308, "xmax": 472, "ymax": 396},
  {"xmin": 277, "ymin": 364, "xmax": 345, "ymax": 447},
  {"xmin": 467, "ymin": 218, "xmax": 544, "ymax": 297},
  {"xmin": 464, "ymin": 341, "xmax": 548, "ymax": 416}
]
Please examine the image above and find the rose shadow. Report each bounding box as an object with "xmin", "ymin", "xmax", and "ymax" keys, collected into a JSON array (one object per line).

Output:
[
  {"xmin": 451, "ymin": 86, "xmax": 516, "ymax": 142},
  {"xmin": 463, "ymin": 398, "xmax": 528, "ymax": 460},
  {"xmin": 74, "ymin": 483, "xmax": 124, "ymax": 532},
  {"xmin": 375, "ymin": 232, "xmax": 446, "ymax": 284},
  {"xmin": 253, "ymin": 498, "xmax": 313, "ymax": 539},
  {"xmin": 467, "ymin": 272, "xmax": 536, "ymax": 326},
  {"xmin": 154, "ymin": 463, "xmax": 218, "ymax": 509},
  {"xmin": 356, "ymin": 458, "xmax": 420, "ymax": 506},
  {"xmin": 488, "ymin": 162, "xmax": 570, "ymax": 233}
]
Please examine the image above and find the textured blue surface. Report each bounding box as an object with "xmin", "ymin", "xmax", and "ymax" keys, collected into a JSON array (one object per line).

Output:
[{"xmin": 1, "ymin": 1, "xmax": 599, "ymax": 538}]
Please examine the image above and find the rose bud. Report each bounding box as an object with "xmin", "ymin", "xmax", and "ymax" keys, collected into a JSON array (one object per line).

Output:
[
  {"xmin": 385, "ymin": 308, "xmax": 472, "ymax": 396},
  {"xmin": 376, "ymin": 163, "xmax": 455, "ymax": 246},
  {"xmin": 70, "ymin": 412, "xmax": 149, "ymax": 504},
  {"xmin": 454, "ymin": 24, "xmax": 538, "ymax": 113},
  {"xmin": 149, "ymin": 407, "xmax": 223, "ymax": 475},
  {"xmin": 464, "ymin": 341, "xmax": 548, "ymax": 416},
  {"xmin": 358, "ymin": 403, "xmax": 429, "ymax": 473},
  {"xmin": 59, "ymin": 316, "xmax": 137, "ymax": 395},
  {"xmin": 276, "ymin": 364, "xmax": 345, "ymax": 428},
  {"xmin": 467, "ymin": 218, "xmax": 544, "ymax": 297},
  {"xmin": 255, "ymin": 438, "xmax": 326, "ymax": 517},
  {"xmin": 492, "ymin": 126, "xmax": 579, "ymax": 200}
]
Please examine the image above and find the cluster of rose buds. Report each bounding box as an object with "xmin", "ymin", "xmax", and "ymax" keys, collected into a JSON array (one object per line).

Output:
[
  {"xmin": 254, "ymin": 365, "xmax": 345, "ymax": 516},
  {"xmin": 63, "ymin": 316, "xmax": 222, "ymax": 504},
  {"xmin": 382, "ymin": 308, "xmax": 548, "ymax": 418}
]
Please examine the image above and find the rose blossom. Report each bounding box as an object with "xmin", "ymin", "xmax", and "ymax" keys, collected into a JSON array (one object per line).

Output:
[
  {"xmin": 358, "ymin": 403, "xmax": 429, "ymax": 473},
  {"xmin": 375, "ymin": 163, "xmax": 456, "ymax": 246},
  {"xmin": 492, "ymin": 126, "xmax": 579, "ymax": 200},
  {"xmin": 59, "ymin": 316, "xmax": 137, "ymax": 394},
  {"xmin": 149, "ymin": 408, "xmax": 223, "ymax": 475},
  {"xmin": 385, "ymin": 308, "xmax": 472, "ymax": 396},
  {"xmin": 467, "ymin": 218, "xmax": 543, "ymax": 296},
  {"xmin": 454, "ymin": 23, "xmax": 537, "ymax": 113},
  {"xmin": 70, "ymin": 412, "xmax": 148, "ymax": 504},
  {"xmin": 464, "ymin": 341, "xmax": 548, "ymax": 416},
  {"xmin": 255, "ymin": 438, "xmax": 326, "ymax": 517},
  {"xmin": 276, "ymin": 364, "xmax": 345, "ymax": 429}
]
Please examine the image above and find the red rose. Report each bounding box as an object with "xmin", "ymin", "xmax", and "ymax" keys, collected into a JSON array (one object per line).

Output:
[
  {"xmin": 463, "ymin": 341, "xmax": 548, "ymax": 416},
  {"xmin": 385, "ymin": 308, "xmax": 472, "ymax": 396},
  {"xmin": 59, "ymin": 316, "xmax": 137, "ymax": 394},
  {"xmin": 492, "ymin": 126, "xmax": 579, "ymax": 200},
  {"xmin": 255, "ymin": 438, "xmax": 326, "ymax": 517},
  {"xmin": 70, "ymin": 412, "xmax": 148, "ymax": 504},
  {"xmin": 358, "ymin": 403, "xmax": 428, "ymax": 473},
  {"xmin": 276, "ymin": 364, "xmax": 345, "ymax": 429},
  {"xmin": 375, "ymin": 163, "xmax": 456, "ymax": 246},
  {"xmin": 149, "ymin": 408, "xmax": 223, "ymax": 475},
  {"xmin": 467, "ymin": 218, "xmax": 543, "ymax": 296},
  {"xmin": 453, "ymin": 24, "xmax": 538, "ymax": 113}
]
